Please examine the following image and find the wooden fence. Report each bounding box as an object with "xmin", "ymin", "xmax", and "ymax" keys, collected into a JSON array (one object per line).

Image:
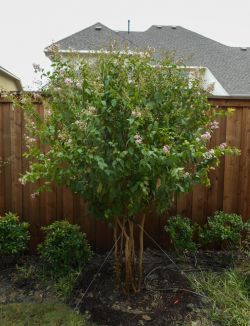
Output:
[{"xmin": 0, "ymin": 97, "xmax": 250, "ymax": 251}]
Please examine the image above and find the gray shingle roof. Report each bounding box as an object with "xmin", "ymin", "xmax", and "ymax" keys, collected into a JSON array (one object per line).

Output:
[{"xmin": 45, "ymin": 23, "xmax": 250, "ymax": 95}]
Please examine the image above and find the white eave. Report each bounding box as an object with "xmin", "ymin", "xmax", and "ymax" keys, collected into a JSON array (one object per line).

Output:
[
  {"xmin": 200, "ymin": 67, "xmax": 228, "ymax": 96},
  {"xmin": 0, "ymin": 66, "xmax": 23, "ymax": 91},
  {"xmin": 44, "ymin": 49, "xmax": 137, "ymax": 56},
  {"xmin": 186, "ymin": 66, "xmax": 228, "ymax": 96}
]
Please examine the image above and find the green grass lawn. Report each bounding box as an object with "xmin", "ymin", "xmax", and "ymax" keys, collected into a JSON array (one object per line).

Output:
[
  {"xmin": 0, "ymin": 302, "xmax": 87, "ymax": 326},
  {"xmin": 190, "ymin": 270, "xmax": 250, "ymax": 326}
]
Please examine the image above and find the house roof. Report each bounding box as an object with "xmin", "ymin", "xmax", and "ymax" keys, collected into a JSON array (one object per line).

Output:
[
  {"xmin": 45, "ymin": 23, "xmax": 250, "ymax": 96},
  {"xmin": 0, "ymin": 66, "xmax": 23, "ymax": 91}
]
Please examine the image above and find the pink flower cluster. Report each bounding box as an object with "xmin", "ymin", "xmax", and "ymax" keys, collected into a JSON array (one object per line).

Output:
[
  {"xmin": 218, "ymin": 142, "xmax": 227, "ymax": 150},
  {"xmin": 20, "ymin": 97, "xmax": 28, "ymax": 104},
  {"xmin": 134, "ymin": 134, "xmax": 142, "ymax": 144},
  {"xmin": 163, "ymin": 145, "xmax": 170, "ymax": 154},
  {"xmin": 64, "ymin": 78, "xmax": 73, "ymax": 85},
  {"xmin": 87, "ymin": 106, "xmax": 97, "ymax": 115},
  {"xmin": 75, "ymin": 120, "xmax": 86, "ymax": 130},
  {"xmin": 203, "ymin": 149, "xmax": 215, "ymax": 160},
  {"xmin": 201, "ymin": 131, "xmax": 211, "ymax": 141},
  {"xmin": 31, "ymin": 192, "xmax": 39, "ymax": 199},
  {"xmin": 76, "ymin": 81, "xmax": 82, "ymax": 89},
  {"xmin": 25, "ymin": 135, "xmax": 36, "ymax": 145},
  {"xmin": 29, "ymin": 121, "xmax": 36, "ymax": 129},
  {"xmin": 32, "ymin": 63, "xmax": 41, "ymax": 72},
  {"xmin": 131, "ymin": 111, "xmax": 142, "ymax": 118},
  {"xmin": 66, "ymin": 138, "xmax": 73, "ymax": 145},
  {"xmin": 210, "ymin": 120, "xmax": 219, "ymax": 130},
  {"xmin": 18, "ymin": 177, "xmax": 26, "ymax": 186}
]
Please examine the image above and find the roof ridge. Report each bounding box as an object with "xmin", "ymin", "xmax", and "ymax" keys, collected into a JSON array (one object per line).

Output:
[
  {"xmin": 47, "ymin": 24, "xmax": 250, "ymax": 50},
  {"xmin": 115, "ymin": 31, "xmax": 143, "ymax": 49},
  {"xmin": 45, "ymin": 22, "xmax": 124, "ymax": 51},
  {"xmin": 165, "ymin": 26, "xmax": 230, "ymax": 48},
  {"xmin": 120, "ymin": 25, "xmax": 246, "ymax": 48}
]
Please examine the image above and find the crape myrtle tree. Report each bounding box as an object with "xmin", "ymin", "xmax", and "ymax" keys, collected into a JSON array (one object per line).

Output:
[{"xmin": 17, "ymin": 47, "xmax": 238, "ymax": 293}]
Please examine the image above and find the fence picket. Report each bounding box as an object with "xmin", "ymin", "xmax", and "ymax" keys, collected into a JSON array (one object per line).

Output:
[{"xmin": 0, "ymin": 98, "xmax": 250, "ymax": 250}]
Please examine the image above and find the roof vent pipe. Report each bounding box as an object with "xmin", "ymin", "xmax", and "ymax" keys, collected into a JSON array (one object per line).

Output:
[{"xmin": 128, "ymin": 19, "xmax": 130, "ymax": 34}]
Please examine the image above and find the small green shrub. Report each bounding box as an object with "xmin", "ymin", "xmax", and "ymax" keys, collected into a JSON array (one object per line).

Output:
[
  {"xmin": 199, "ymin": 211, "xmax": 245, "ymax": 249},
  {"xmin": 54, "ymin": 270, "xmax": 80, "ymax": 300},
  {"xmin": 243, "ymin": 236, "xmax": 250, "ymax": 257},
  {"xmin": 0, "ymin": 212, "xmax": 30, "ymax": 255},
  {"xmin": 165, "ymin": 215, "xmax": 197, "ymax": 252},
  {"xmin": 38, "ymin": 220, "xmax": 93, "ymax": 276}
]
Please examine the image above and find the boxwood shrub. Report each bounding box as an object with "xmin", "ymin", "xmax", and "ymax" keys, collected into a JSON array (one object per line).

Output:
[
  {"xmin": 165, "ymin": 215, "xmax": 197, "ymax": 253},
  {"xmin": 0, "ymin": 212, "xmax": 30, "ymax": 255},
  {"xmin": 199, "ymin": 211, "xmax": 245, "ymax": 249},
  {"xmin": 38, "ymin": 220, "xmax": 93, "ymax": 276}
]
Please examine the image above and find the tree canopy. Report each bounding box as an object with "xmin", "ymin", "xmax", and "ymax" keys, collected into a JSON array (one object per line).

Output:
[{"xmin": 19, "ymin": 49, "xmax": 238, "ymax": 221}]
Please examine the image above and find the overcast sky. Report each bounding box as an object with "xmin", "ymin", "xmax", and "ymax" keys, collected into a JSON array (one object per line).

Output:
[{"xmin": 1, "ymin": 0, "xmax": 250, "ymax": 89}]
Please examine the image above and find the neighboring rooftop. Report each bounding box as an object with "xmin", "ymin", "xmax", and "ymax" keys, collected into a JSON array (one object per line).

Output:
[
  {"xmin": 45, "ymin": 23, "xmax": 250, "ymax": 96},
  {"xmin": 0, "ymin": 66, "xmax": 22, "ymax": 92}
]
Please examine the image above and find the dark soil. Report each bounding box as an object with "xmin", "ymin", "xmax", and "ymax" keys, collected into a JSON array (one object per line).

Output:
[
  {"xmin": 70, "ymin": 249, "xmax": 234, "ymax": 326},
  {"xmin": 0, "ymin": 255, "xmax": 57, "ymax": 304}
]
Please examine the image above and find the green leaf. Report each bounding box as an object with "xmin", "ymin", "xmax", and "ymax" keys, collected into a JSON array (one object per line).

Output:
[{"xmin": 111, "ymin": 99, "xmax": 117, "ymax": 107}]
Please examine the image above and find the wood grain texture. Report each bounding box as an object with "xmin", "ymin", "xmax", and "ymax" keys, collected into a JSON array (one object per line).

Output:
[
  {"xmin": 0, "ymin": 105, "xmax": 5, "ymax": 214},
  {"xmin": 238, "ymin": 108, "xmax": 250, "ymax": 220},
  {"xmin": 0, "ymin": 99, "xmax": 250, "ymax": 251},
  {"xmin": 207, "ymin": 116, "xmax": 227, "ymax": 216},
  {"xmin": 2, "ymin": 103, "xmax": 12, "ymax": 212},
  {"xmin": 223, "ymin": 109, "xmax": 242, "ymax": 213}
]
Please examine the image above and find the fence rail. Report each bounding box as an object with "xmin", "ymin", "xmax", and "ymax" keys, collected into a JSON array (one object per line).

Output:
[{"xmin": 0, "ymin": 98, "xmax": 250, "ymax": 251}]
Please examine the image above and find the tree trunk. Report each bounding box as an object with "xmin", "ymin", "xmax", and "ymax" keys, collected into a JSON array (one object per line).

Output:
[{"xmin": 114, "ymin": 215, "xmax": 145, "ymax": 293}]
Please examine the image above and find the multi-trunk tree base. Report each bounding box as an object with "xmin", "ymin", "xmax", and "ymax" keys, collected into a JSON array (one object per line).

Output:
[{"xmin": 114, "ymin": 215, "xmax": 145, "ymax": 294}]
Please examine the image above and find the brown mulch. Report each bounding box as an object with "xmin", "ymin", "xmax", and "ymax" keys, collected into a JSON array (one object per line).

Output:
[
  {"xmin": 70, "ymin": 249, "xmax": 233, "ymax": 325},
  {"xmin": 0, "ymin": 256, "xmax": 57, "ymax": 305}
]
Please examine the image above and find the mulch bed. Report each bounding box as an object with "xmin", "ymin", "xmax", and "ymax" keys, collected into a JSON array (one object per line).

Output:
[
  {"xmin": 0, "ymin": 256, "xmax": 56, "ymax": 305},
  {"xmin": 70, "ymin": 249, "xmax": 233, "ymax": 325}
]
